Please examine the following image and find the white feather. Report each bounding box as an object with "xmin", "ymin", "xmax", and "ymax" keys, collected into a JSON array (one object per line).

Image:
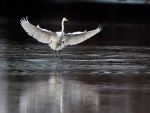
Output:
[
  {"xmin": 20, "ymin": 17, "xmax": 56, "ymax": 44},
  {"xmin": 64, "ymin": 27, "xmax": 102, "ymax": 46},
  {"xmin": 20, "ymin": 17, "xmax": 103, "ymax": 51}
]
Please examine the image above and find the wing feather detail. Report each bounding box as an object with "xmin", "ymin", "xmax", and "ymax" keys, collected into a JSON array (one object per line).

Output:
[
  {"xmin": 20, "ymin": 17, "xmax": 56, "ymax": 44},
  {"xmin": 64, "ymin": 25, "xmax": 102, "ymax": 45}
]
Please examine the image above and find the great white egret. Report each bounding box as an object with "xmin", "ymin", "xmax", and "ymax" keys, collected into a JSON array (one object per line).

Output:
[{"xmin": 20, "ymin": 17, "xmax": 103, "ymax": 59}]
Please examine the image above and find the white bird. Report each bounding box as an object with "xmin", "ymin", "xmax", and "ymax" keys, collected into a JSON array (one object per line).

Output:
[{"xmin": 20, "ymin": 17, "xmax": 103, "ymax": 59}]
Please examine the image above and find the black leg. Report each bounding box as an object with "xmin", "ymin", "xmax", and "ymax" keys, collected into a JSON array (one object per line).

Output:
[
  {"xmin": 55, "ymin": 50, "xmax": 57, "ymax": 58},
  {"xmin": 59, "ymin": 50, "xmax": 63, "ymax": 60}
]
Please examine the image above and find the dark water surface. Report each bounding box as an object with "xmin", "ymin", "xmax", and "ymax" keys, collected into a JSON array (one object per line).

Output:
[{"xmin": 0, "ymin": 18, "xmax": 150, "ymax": 113}]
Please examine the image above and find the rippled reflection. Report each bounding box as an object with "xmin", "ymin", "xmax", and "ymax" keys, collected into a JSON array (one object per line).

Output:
[
  {"xmin": 0, "ymin": 19, "xmax": 150, "ymax": 113},
  {"xmin": 19, "ymin": 69, "xmax": 100, "ymax": 113},
  {"xmin": 1, "ymin": 44, "xmax": 150, "ymax": 113}
]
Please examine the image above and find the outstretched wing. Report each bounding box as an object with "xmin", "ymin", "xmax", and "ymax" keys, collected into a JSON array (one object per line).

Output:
[
  {"xmin": 20, "ymin": 17, "xmax": 56, "ymax": 44},
  {"xmin": 64, "ymin": 25, "xmax": 102, "ymax": 46}
]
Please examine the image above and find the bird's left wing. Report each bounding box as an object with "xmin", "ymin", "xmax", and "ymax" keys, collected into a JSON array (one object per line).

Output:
[
  {"xmin": 20, "ymin": 17, "xmax": 56, "ymax": 44},
  {"xmin": 63, "ymin": 25, "xmax": 102, "ymax": 46}
]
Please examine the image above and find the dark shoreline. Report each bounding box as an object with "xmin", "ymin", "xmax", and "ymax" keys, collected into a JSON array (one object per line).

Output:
[
  {"xmin": 0, "ymin": 2, "xmax": 150, "ymax": 24},
  {"xmin": 0, "ymin": 2, "xmax": 150, "ymax": 47}
]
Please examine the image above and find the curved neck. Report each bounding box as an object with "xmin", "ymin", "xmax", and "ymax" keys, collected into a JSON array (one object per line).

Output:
[{"xmin": 61, "ymin": 20, "xmax": 64, "ymax": 33}]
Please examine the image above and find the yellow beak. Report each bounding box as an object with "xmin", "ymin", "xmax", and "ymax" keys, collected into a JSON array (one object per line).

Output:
[{"xmin": 64, "ymin": 18, "xmax": 68, "ymax": 21}]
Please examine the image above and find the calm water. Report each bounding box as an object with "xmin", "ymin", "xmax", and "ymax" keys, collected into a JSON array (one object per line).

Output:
[{"xmin": 0, "ymin": 18, "xmax": 150, "ymax": 113}]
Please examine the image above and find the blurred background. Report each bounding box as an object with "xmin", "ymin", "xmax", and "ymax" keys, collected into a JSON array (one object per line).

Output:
[
  {"xmin": 1, "ymin": 0, "xmax": 150, "ymax": 46},
  {"xmin": 0, "ymin": 1, "xmax": 150, "ymax": 113},
  {"xmin": 1, "ymin": 0, "xmax": 150, "ymax": 23}
]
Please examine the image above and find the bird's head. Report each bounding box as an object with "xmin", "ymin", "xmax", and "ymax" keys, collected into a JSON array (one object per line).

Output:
[{"xmin": 63, "ymin": 17, "xmax": 68, "ymax": 22}]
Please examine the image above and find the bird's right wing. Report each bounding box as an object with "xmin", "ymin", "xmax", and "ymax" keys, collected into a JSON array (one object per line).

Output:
[
  {"xmin": 64, "ymin": 25, "xmax": 102, "ymax": 46},
  {"xmin": 20, "ymin": 17, "xmax": 56, "ymax": 44}
]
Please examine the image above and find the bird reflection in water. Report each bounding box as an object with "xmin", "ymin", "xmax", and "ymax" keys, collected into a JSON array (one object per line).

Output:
[{"xmin": 19, "ymin": 69, "xmax": 100, "ymax": 113}]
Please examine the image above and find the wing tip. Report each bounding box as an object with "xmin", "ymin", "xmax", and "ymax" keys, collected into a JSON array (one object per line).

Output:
[
  {"xmin": 20, "ymin": 16, "xmax": 29, "ymax": 24},
  {"xmin": 98, "ymin": 24, "xmax": 103, "ymax": 31}
]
